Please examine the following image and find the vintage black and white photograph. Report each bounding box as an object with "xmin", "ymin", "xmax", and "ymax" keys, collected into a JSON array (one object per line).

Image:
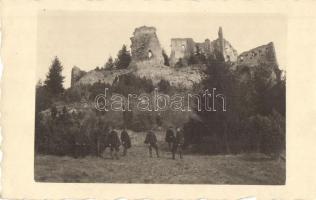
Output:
[{"xmin": 34, "ymin": 11, "xmax": 286, "ymax": 184}]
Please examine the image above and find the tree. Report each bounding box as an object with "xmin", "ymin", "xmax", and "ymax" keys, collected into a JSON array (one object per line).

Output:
[
  {"xmin": 162, "ymin": 49, "xmax": 170, "ymax": 66},
  {"xmin": 51, "ymin": 105, "xmax": 58, "ymax": 119},
  {"xmin": 188, "ymin": 45, "xmax": 206, "ymax": 65},
  {"xmin": 157, "ymin": 79, "xmax": 171, "ymax": 93},
  {"xmin": 36, "ymin": 84, "xmax": 52, "ymax": 112},
  {"xmin": 175, "ymin": 58, "xmax": 185, "ymax": 68},
  {"xmin": 44, "ymin": 57, "xmax": 65, "ymax": 96},
  {"xmin": 115, "ymin": 45, "xmax": 132, "ymax": 69},
  {"xmin": 123, "ymin": 109, "xmax": 133, "ymax": 128},
  {"xmin": 104, "ymin": 56, "xmax": 115, "ymax": 70},
  {"xmin": 184, "ymin": 55, "xmax": 239, "ymax": 153},
  {"xmin": 36, "ymin": 79, "xmax": 43, "ymax": 88}
]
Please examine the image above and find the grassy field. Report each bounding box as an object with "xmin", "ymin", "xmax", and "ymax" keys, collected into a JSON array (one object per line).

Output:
[{"xmin": 35, "ymin": 131, "xmax": 285, "ymax": 184}]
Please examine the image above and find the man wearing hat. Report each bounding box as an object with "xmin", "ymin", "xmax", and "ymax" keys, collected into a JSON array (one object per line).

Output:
[
  {"xmin": 120, "ymin": 127, "xmax": 131, "ymax": 156},
  {"xmin": 108, "ymin": 126, "xmax": 121, "ymax": 160},
  {"xmin": 172, "ymin": 127, "xmax": 185, "ymax": 159},
  {"xmin": 144, "ymin": 128, "xmax": 159, "ymax": 158},
  {"xmin": 165, "ymin": 126, "xmax": 175, "ymax": 151}
]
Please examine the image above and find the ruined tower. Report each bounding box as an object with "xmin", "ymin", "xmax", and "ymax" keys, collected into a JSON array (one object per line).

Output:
[
  {"xmin": 218, "ymin": 26, "xmax": 224, "ymax": 54},
  {"xmin": 169, "ymin": 38, "xmax": 195, "ymax": 66},
  {"xmin": 130, "ymin": 26, "xmax": 164, "ymax": 65},
  {"xmin": 210, "ymin": 27, "xmax": 238, "ymax": 62},
  {"xmin": 169, "ymin": 27, "xmax": 238, "ymax": 66},
  {"xmin": 71, "ymin": 66, "xmax": 86, "ymax": 87}
]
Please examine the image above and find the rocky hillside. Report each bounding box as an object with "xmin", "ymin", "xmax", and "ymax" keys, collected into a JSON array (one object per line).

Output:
[
  {"xmin": 130, "ymin": 60, "xmax": 206, "ymax": 88},
  {"xmin": 71, "ymin": 67, "xmax": 134, "ymax": 87}
]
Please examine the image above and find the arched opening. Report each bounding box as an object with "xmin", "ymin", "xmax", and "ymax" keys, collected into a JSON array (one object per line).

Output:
[
  {"xmin": 239, "ymin": 66, "xmax": 251, "ymax": 82},
  {"xmin": 148, "ymin": 50, "xmax": 153, "ymax": 59}
]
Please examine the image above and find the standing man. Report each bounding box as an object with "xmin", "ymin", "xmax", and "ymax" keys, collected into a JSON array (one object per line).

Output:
[
  {"xmin": 120, "ymin": 127, "xmax": 131, "ymax": 156},
  {"xmin": 172, "ymin": 127, "xmax": 185, "ymax": 160},
  {"xmin": 165, "ymin": 126, "xmax": 175, "ymax": 151},
  {"xmin": 144, "ymin": 128, "xmax": 159, "ymax": 158},
  {"xmin": 108, "ymin": 126, "xmax": 121, "ymax": 160}
]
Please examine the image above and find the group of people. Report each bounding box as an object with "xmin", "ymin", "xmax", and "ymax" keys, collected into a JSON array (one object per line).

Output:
[
  {"xmin": 106, "ymin": 127, "xmax": 132, "ymax": 160},
  {"xmin": 105, "ymin": 126, "xmax": 185, "ymax": 160},
  {"xmin": 144, "ymin": 126, "xmax": 185, "ymax": 159}
]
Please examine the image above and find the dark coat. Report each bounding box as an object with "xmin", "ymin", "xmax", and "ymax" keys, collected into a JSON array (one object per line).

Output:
[
  {"xmin": 121, "ymin": 130, "xmax": 131, "ymax": 148},
  {"xmin": 108, "ymin": 130, "xmax": 121, "ymax": 147},
  {"xmin": 144, "ymin": 131, "xmax": 157, "ymax": 145},
  {"xmin": 165, "ymin": 129, "xmax": 175, "ymax": 143},
  {"xmin": 175, "ymin": 130, "xmax": 185, "ymax": 145}
]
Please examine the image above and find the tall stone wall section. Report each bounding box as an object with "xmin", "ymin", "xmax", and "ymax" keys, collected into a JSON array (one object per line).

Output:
[
  {"xmin": 235, "ymin": 42, "xmax": 280, "ymax": 85},
  {"xmin": 130, "ymin": 26, "xmax": 164, "ymax": 66},
  {"xmin": 71, "ymin": 66, "xmax": 87, "ymax": 87},
  {"xmin": 170, "ymin": 38, "xmax": 195, "ymax": 66},
  {"xmin": 169, "ymin": 27, "xmax": 238, "ymax": 66},
  {"xmin": 237, "ymin": 42, "xmax": 278, "ymax": 67}
]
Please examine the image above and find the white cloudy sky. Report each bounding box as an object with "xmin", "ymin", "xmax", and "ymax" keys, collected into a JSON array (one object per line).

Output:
[{"xmin": 37, "ymin": 11, "xmax": 287, "ymax": 88}]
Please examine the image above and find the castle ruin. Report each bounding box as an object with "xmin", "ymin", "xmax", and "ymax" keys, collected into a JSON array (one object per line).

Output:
[
  {"xmin": 169, "ymin": 27, "xmax": 238, "ymax": 66},
  {"xmin": 237, "ymin": 42, "xmax": 278, "ymax": 67},
  {"xmin": 71, "ymin": 25, "xmax": 279, "ymax": 88},
  {"xmin": 130, "ymin": 26, "xmax": 164, "ymax": 65},
  {"xmin": 129, "ymin": 26, "xmax": 238, "ymax": 67}
]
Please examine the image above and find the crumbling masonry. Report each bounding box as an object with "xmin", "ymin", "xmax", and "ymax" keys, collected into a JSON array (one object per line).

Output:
[{"xmin": 129, "ymin": 26, "xmax": 238, "ymax": 67}]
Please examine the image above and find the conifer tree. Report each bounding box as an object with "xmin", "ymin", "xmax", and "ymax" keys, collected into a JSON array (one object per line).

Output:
[
  {"xmin": 44, "ymin": 57, "xmax": 65, "ymax": 96},
  {"xmin": 115, "ymin": 45, "xmax": 131, "ymax": 69},
  {"xmin": 105, "ymin": 56, "xmax": 115, "ymax": 70}
]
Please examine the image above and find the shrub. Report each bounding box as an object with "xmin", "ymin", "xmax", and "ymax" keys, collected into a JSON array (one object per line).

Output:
[{"xmin": 157, "ymin": 79, "xmax": 171, "ymax": 93}]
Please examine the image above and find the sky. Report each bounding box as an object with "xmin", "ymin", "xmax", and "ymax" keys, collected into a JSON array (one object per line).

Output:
[{"xmin": 37, "ymin": 11, "xmax": 287, "ymax": 88}]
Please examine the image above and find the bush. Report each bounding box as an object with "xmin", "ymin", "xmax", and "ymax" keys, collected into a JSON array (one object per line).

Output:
[
  {"xmin": 183, "ymin": 55, "xmax": 286, "ymax": 156},
  {"xmin": 243, "ymin": 111, "xmax": 285, "ymax": 156},
  {"xmin": 130, "ymin": 112, "xmax": 154, "ymax": 132},
  {"xmin": 157, "ymin": 79, "xmax": 171, "ymax": 93},
  {"xmin": 175, "ymin": 58, "xmax": 185, "ymax": 68},
  {"xmin": 35, "ymin": 108, "xmax": 112, "ymax": 157},
  {"xmin": 112, "ymin": 74, "xmax": 154, "ymax": 96}
]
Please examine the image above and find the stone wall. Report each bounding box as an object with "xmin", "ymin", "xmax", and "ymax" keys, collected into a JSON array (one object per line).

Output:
[
  {"xmin": 237, "ymin": 42, "xmax": 278, "ymax": 67},
  {"xmin": 169, "ymin": 38, "xmax": 195, "ymax": 66},
  {"xmin": 132, "ymin": 60, "xmax": 205, "ymax": 88},
  {"xmin": 130, "ymin": 26, "xmax": 164, "ymax": 65},
  {"xmin": 210, "ymin": 38, "xmax": 238, "ymax": 62},
  {"xmin": 235, "ymin": 42, "xmax": 280, "ymax": 86},
  {"xmin": 71, "ymin": 66, "xmax": 87, "ymax": 87},
  {"xmin": 195, "ymin": 39, "xmax": 213, "ymax": 57},
  {"xmin": 169, "ymin": 27, "xmax": 238, "ymax": 65}
]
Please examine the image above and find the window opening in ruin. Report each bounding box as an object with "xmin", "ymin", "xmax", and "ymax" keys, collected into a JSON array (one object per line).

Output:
[
  {"xmin": 148, "ymin": 50, "xmax": 153, "ymax": 59},
  {"xmin": 181, "ymin": 44, "xmax": 185, "ymax": 50}
]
